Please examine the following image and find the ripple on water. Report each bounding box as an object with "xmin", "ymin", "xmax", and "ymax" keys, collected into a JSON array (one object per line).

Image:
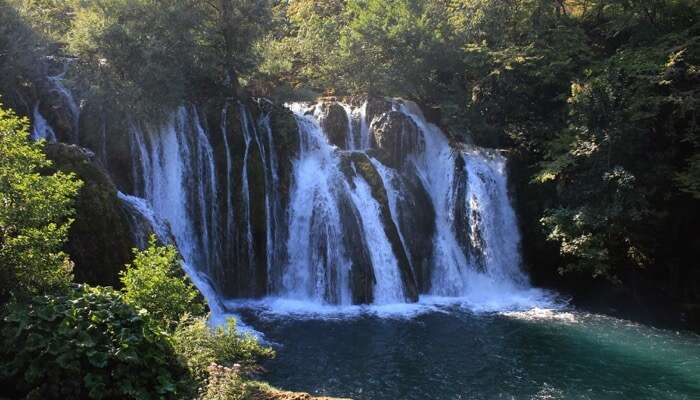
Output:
[{"xmin": 223, "ymin": 298, "xmax": 700, "ymax": 400}]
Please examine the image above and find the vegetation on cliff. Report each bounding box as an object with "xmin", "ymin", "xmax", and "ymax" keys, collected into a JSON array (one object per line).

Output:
[
  {"xmin": 257, "ymin": 0, "xmax": 700, "ymax": 307},
  {"xmin": 0, "ymin": 106, "xmax": 81, "ymax": 302},
  {"xmin": 0, "ymin": 0, "xmax": 697, "ymax": 308},
  {"xmin": 0, "ymin": 106, "xmax": 285, "ymax": 399}
]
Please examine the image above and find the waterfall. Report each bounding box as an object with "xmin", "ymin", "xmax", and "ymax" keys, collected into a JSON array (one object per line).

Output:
[
  {"xmin": 117, "ymin": 191, "xmax": 227, "ymax": 318},
  {"xmin": 47, "ymin": 63, "xmax": 80, "ymax": 143},
  {"xmin": 282, "ymin": 111, "xmax": 354, "ymax": 304},
  {"xmin": 276, "ymin": 99, "xmax": 530, "ymax": 305},
  {"xmin": 31, "ymin": 104, "xmax": 57, "ymax": 142},
  {"xmin": 258, "ymin": 114, "xmax": 283, "ymax": 291},
  {"xmin": 36, "ymin": 90, "xmax": 536, "ymax": 312},
  {"xmin": 129, "ymin": 106, "xmax": 220, "ymax": 283},
  {"xmin": 347, "ymin": 171, "xmax": 406, "ymax": 304}
]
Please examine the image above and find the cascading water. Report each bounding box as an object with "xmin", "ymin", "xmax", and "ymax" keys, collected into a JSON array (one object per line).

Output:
[
  {"xmin": 126, "ymin": 106, "xmax": 224, "ymax": 314},
  {"xmin": 47, "ymin": 62, "xmax": 80, "ymax": 143},
  {"xmin": 32, "ymin": 84, "xmax": 541, "ymax": 312},
  {"xmin": 272, "ymin": 99, "xmax": 533, "ymax": 307},
  {"xmin": 282, "ymin": 109, "xmax": 354, "ymax": 304},
  {"xmin": 31, "ymin": 104, "xmax": 57, "ymax": 142}
]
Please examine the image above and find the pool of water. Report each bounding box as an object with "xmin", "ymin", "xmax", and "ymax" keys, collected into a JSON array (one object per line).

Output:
[{"xmin": 232, "ymin": 298, "xmax": 700, "ymax": 400}]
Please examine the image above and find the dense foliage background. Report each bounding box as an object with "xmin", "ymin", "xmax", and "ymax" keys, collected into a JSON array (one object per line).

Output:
[
  {"xmin": 3, "ymin": 1, "xmax": 697, "ymax": 303},
  {"xmin": 0, "ymin": 0, "xmax": 698, "ymax": 380}
]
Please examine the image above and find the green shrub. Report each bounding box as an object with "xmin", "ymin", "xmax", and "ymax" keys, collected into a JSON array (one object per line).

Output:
[
  {"xmin": 200, "ymin": 364, "xmax": 247, "ymax": 400},
  {"xmin": 0, "ymin": 105, "xmax": 82, "ymax": 302},
  {"xmin": 120, "ymin": 236, "xmax": 205, "ymax": 330},
  {"xmin": 172, "ymin": 316, "xmax": 274, "ymax": 384},
  {"xmin": 0, "ymin": 285, "xmax": 191, "ymax": 399}
]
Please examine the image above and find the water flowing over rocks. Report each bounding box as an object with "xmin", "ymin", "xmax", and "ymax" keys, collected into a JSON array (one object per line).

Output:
[
  {"xmin": 370, "ymin": 110, "xmax": 424, "ymax": 168},
  {"xmin": 28, "ymin": 84, "xmax": 532, "ymax": 309}
]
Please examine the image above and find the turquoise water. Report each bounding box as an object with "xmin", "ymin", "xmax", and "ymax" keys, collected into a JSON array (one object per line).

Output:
[{"xmin": 237, "ymin": 301, "xmax": 700, "ymax": 399}]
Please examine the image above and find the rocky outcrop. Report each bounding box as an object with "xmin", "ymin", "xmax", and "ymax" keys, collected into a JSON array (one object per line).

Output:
[
  {"xmin": 452, "ymin": 154, "xmax": 485, "ymax": 271},
  {"xmin": 338, "ymin": 190, "xmax": 376, "ymax": 304},
  {"xmin": 370, "ymin": 111, "xmax": 424, "ymax": 168},
  {"xmin": 340, "ymin": 152, "xmax": 419, "ymax": 302},
  {"xmin": 364, "ymin": 96, "xmax": 392, "ymax": 124},
  {"xmin": 318, "ymin": 102, "xmax": 349, "ymax": 149},
  {"xmin": 393, "ymin": 164, "xmax": 436, "ymax": 293},
  {"xmin": 43, "ymin": 143, "xmax": 137, "ymax": 287}
]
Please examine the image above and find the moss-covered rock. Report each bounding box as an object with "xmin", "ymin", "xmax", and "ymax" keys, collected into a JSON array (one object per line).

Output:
[
  {"xmin": 341, "ymin": 152, "xmax": 419, "ymax": 302},
  {"xmin": 394, "ymin": 163, "xmax": 436, "ymax": 293},
  {"xmin": 318, "ymin": 102, "xmax": 350, "ymax": 149},
  {"xmin": 364, "ymin": 96, "xmax": 393, "ymax": 123},
  {"xmin": 370, "ymin": 111, "xmax": 424, "ymax": 168},
  {"xmin": 43, "ymin": 143, "xmax": 137, "ymax": 287}
]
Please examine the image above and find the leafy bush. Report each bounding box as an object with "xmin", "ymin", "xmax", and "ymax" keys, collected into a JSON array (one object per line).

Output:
[
  {"xmin": 0, "ymin": 285, "xmax": 191, "ymax": 399},
  {"xmin": 200, "ymin": 364, "xmax": 247, "ymax": 400},
  {"xmin": 172, "ymin": 316, "xmax": 274, "ymax": 384},
  {"xmin": 0, "ymin": 105, "xmax": 81, "ymax": 302},
  {"xmin": 120, "ymin": 235, "xmax": 205, "ymax": 330}
]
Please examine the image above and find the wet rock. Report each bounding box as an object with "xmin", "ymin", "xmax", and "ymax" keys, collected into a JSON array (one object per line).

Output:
[
  {"xmin": 318, "ymin": 102, "xmax": 349, "ymax": 149},
  {"xmin": 452, "ymin": 154, "xmax": 485, "ymax": 271},
  {"xmin": 43, "ymin": 143, "xmax": 137, "ymax": 287},
  {"xmin": 394, "ymin": 164, "xmax": 436, "ymax": 293},
  {"xmin": 365, "ymin": 96, "xmax": 392, "ymax": 123},
  {"xmin": 342, "ymin": 152, "xmax": 419, "ymax": 302},
  {"xmin": 370, "ymin": 111, "xmax": 424, "ymax": 168}
]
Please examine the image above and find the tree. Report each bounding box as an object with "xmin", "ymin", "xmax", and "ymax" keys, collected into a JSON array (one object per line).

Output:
[
  {"xmin": 0, "ymin": 104, "xmax": 81, "ymax": 302},
  {"xmin": 66, "ymin": 0, "xmax": 203, "ymax": 115},
  {"xmin": 120, "ymin": 236, "xmax": 205, "ymax": 330},
  {"xmin": 195, "ymin": 0, "xmax": 272, "ymax": 92}
]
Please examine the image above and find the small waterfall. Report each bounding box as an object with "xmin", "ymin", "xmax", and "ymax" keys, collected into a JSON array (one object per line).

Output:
[
  {"xmin": 370, "ymin": 158, "xmax": 414, "ymax": 275},
  {"xmin": 347, "ymin": 171, "xmax": 406, "ymax": 304},
  {"xmin": 31, "ymin": 104, "xmax": 57, "ymax": 142},
  {"xmin": 239, "ymin": 104, "xmax": 259, "ymax": 288},
  {"xmin": 258, "ymin": 114, "xmax": 283, "ymax": 291},
  {"xmin": 282, "ymin": 111, "xmax": 354, "ymax": 304},
  {"xmin": 129, "ymin": 106, "xmax": 220, "ymax": 281},
  {"xmin": 220, "ymin": 104, "xmax": 236, "ymax": 285},
  {"xmin": 117, "ymin": 191, "xmax": 226, "ymax": 318},
  {"xmin": 47, "ymin": 63, "xmax": 80, "ymax": 143}
]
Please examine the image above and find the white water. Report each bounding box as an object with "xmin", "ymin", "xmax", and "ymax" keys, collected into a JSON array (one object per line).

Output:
[
  {"xmin": 282, "ymin": 111, "xmax": 353, "ymax": 304},
  {"xmin": 127, "ymin": 106, "xmax": 222, "ymax": 307},
  {"xmin": 348, "ymin": 172, "xmax": 406, "ymax": 304},
  {"xmin": 31, "ymin": 104, "xmax": 57, "ymax": 142},
  {"xmin": 47, "ymin": 63, "xmax": 80, "ymax": 143},
  {"xmin": 397, "ymin": 101, "xmax": 530, "ymax": 299},
  {"xmin": 26, "ymin": 92, "xmax": 552, "ymax": 324},
  {"xmin": 273, "ymin": 99, "xmax": 546, "ymax": 311}
]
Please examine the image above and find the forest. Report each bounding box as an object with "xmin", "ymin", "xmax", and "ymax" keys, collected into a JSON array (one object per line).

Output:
[{"xmin": 1, "ymin": 0, "xmax": 699, "ymax": 399}]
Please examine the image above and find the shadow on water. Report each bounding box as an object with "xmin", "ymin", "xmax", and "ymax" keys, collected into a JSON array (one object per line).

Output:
[{"xmin": 246, "ymin": 308, "xmax": 700, "ymax": 400}]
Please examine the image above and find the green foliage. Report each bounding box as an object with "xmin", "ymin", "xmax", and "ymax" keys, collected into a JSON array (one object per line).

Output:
[
  {"xmin": 172, "ymin": 316, "xmax": 274, "ymax": 384},
  {"xmin": 200, "ymin": 364, "xmax": 247, "ymax": 400},
  {"xmin": 0, "ymin": 105, "xmax": 81, "ymax": 301},
  {"xmin": 0, "ymin": 285, "xmax": 191, "ymax": 399},
  {"xmin": 65, "ymin": 0, "xmax": 203, "ymax": 115},
  {"xmin": 121, "ymin": 236, "xmax": 205, "ymax": 330},
  {"xmin": 0, "ymin": 1, "xmax": 47, "ymax": 111}
]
